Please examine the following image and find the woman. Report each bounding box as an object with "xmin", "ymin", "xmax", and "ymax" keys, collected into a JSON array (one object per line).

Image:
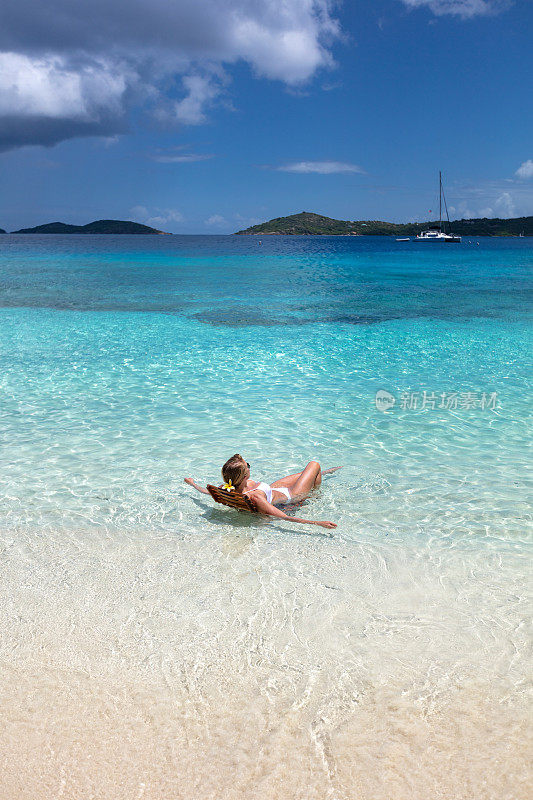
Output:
[{"xmin": 185, "ymin": 454, "xmax": 340, "ymax": 530}]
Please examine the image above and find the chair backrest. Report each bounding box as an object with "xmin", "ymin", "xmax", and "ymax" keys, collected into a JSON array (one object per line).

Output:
[{"xmin": 206, "ymin": 485, "xmax": 259, "ymax": 513}]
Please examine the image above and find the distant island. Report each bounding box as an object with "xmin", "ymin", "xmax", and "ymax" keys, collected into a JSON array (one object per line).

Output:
[
  {"xmin": 235, "ymin": 211, "xmax": 533, "ymax": 237},
  {"xmin": 10, "ymin": 219, "xmax": 168, "ymax": 235},
  {"xmin": 0, "ymin": 227, "xmax": 5, "ymax": 234}
]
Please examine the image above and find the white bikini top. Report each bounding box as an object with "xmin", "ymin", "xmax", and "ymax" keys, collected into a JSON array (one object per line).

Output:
[{"xmin": 251, "ymin": 481, "xmax": 274, "ymax": 503}]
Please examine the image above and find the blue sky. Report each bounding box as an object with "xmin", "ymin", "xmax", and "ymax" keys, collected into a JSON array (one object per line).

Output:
[{"xmin": 0, "ymin": 0, "xmax": 531, "ymax": 232}]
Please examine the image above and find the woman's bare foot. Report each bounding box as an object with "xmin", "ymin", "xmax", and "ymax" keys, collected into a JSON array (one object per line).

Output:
[{"xmin": 322, "ymin": 466, "xmax": 343, "ymax": 475}]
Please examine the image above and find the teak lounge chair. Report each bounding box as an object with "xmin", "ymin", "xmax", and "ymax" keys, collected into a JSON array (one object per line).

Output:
[{"xmin": 206, "ymin": 485, "xmax": 259, "ymax": 513}]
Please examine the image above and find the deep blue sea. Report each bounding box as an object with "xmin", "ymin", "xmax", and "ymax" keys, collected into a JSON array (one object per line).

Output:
[{"xmin": 1, "ymin": 234, "xmax": 531, "ymax": 799}]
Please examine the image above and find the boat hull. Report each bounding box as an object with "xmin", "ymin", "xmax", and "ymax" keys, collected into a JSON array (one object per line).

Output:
[{"xmin": 415, "ymin": 235, "xmax": 461, "ymax": 242}]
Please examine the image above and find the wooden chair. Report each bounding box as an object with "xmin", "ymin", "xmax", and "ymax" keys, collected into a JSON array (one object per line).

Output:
[{"xmin": 206, "ymin": 485, "xmax": 259, "ymax": 513}]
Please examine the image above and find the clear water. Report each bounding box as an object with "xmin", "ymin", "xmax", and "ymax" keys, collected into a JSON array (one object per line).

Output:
[{"xmin": 0, "ymin": 235, "xmax": 531, "ymax": 799}]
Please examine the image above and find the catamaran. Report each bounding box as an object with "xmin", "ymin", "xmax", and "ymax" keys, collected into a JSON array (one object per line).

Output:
[{"xmin": 416, "ymin": 172, "xmax": 461, "ymax": 242}]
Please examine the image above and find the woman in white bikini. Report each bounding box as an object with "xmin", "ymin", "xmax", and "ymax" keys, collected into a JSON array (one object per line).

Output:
[{"xmin": 185, "ymin": 454, "xmax": 340, "ymax": 530}]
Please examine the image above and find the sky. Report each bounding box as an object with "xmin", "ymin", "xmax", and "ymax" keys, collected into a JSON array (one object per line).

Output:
[{"xmin": 0, "ymin": 0, "xmax": 532, "ymax": 233}]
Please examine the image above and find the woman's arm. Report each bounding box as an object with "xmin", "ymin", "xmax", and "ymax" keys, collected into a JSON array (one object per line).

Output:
[
  {"xmin": 248, "ymin": 491, "xmax": 337, "ymax": 529},
  {"xmin": 184, "ymin": 477, "xmax": 211, "ymax": 496}
]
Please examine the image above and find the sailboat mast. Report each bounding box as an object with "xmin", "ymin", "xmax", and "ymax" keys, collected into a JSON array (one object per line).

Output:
[{"xmin": 439, "ymin": 171, "xmax": 442, "ymax": 232}]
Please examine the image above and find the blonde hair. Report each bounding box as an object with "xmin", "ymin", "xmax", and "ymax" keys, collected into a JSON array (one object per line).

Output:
[{"xmin": 222, "ymin": 454, "xmax": 248, "ymax": 491}]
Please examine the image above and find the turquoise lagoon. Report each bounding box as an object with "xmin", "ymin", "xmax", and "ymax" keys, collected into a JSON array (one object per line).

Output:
[{"xmin": 0, "ymin": 235, "xmax": 531, "ymax": 799}]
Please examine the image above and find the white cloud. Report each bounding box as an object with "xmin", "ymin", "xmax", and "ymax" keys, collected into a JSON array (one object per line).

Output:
[
  {"xmin": 131, "ymin": 206, "xmax": 184, "ymax": 229},
  {"xmin": 173, "ymin": 74, "xmax": 219, "ymax": 125},
  {"xmin": 448, "ymin": 200, "xmax": 473, "ymax": 218},
  {"xmin": 453, "ymin": 181, "xmax": 533, "ymax": 219},
  {"xmin": 234, "ymin": 213, "xmax": 264, "ymax": 228},
  {"xmin": 515, "ymin": 159, "xmax": 533, "ymax": 180},
  {"xmin": 0, "ymin": 51, "xmax": 129, "ymax": 120},
  {"xmin": 474, "ymin": 192, "xmax": 517, "ymax": 219},
  {"xmin": 101, "ymin": 135, "xmax": 121, "ymax": 147},
  {"xmin": 151, "ymin": 151, "xmax": 214, "ymax": 163},
  {"xmin": 493, "ymin": 191, "xmax": 515, "ymax": 217},
  {"xmin": 131, "ymin": 205, "xmax": 150, "ymax": 219},
  {"xmin": 276, "ymin": 160, "xmax": 364, "ymax": 174},
  {"xmin": 0, "ymin": 0, "xmax": 341, "ymax": 150},
  {"xmin": 400, "ymin": 0, "xmax": 510, "ymax": 17},
  {"xmin": 229, "ymin": 11, "xmax": 338, "ymax": 84},
  {"xmin": 205, "ymin": 214, "xmax": 227, "ymax": 226}
]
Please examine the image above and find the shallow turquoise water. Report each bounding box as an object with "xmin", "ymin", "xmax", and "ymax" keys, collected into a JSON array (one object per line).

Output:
[
  {"xmin": 1, "ymin": 234, "xmax": 531, "ymax": 542},
  {"xmin": 0, "ymin": 234, "xmax": 531, "ymax": 799}
]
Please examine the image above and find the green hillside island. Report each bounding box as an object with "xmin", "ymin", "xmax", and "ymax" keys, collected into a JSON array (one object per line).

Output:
[
  {"xmin": 11, "ymin": 219, "xmax": 168, "ymax": 234},
  {"xmin": 235, "ymin": 211, "xmax": 533, "ymax": 237}
]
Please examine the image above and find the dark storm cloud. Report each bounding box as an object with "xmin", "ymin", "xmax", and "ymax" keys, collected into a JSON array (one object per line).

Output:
[
  {"xmin": 0, "ymin": 114, "xmax": 127, "ymax": 153},
  {"xmin": 0, "ymin": 0, "xmax": 340, "ymax": 152}
]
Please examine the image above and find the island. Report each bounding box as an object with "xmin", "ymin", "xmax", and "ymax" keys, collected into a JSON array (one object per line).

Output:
[
  {"xmin": 235, "ymin": 211, "xmax": 533, "ymax": 237},
  {"xmin": 11, "ymin": 219, "xmax": 169, "ymax": 234},
  {"xmin": 0, "ymin": 227, "xmax": 6, "ymax": 234}
]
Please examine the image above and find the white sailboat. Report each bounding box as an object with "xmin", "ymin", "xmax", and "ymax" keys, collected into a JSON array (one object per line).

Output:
[{"xmin": 416, "ymin": 172, "xmax": 461, "ymax": 242}]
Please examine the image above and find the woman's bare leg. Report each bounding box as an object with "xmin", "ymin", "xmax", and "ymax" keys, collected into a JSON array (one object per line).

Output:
[
  {"xmin": 270, "ymin": 461, "xmax": 322, "ymax": 498},
  {"xmin": 271, "ymin": 470, "xmax": 304, "ymax": 490},
  {"xmin": 271, "ymin": 464, "xmax": 342, "ymax": 495}
]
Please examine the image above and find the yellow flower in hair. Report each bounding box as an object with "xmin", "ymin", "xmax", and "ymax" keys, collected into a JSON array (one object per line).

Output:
[{"xmin": 223, "ymin": 479, "xmax": 234, "ymax": 492}]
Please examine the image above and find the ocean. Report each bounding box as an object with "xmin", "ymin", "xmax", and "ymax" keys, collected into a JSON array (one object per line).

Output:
[{"xmin": 0, "ymin": 234, "xmax": 531, "ymax": 799}]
